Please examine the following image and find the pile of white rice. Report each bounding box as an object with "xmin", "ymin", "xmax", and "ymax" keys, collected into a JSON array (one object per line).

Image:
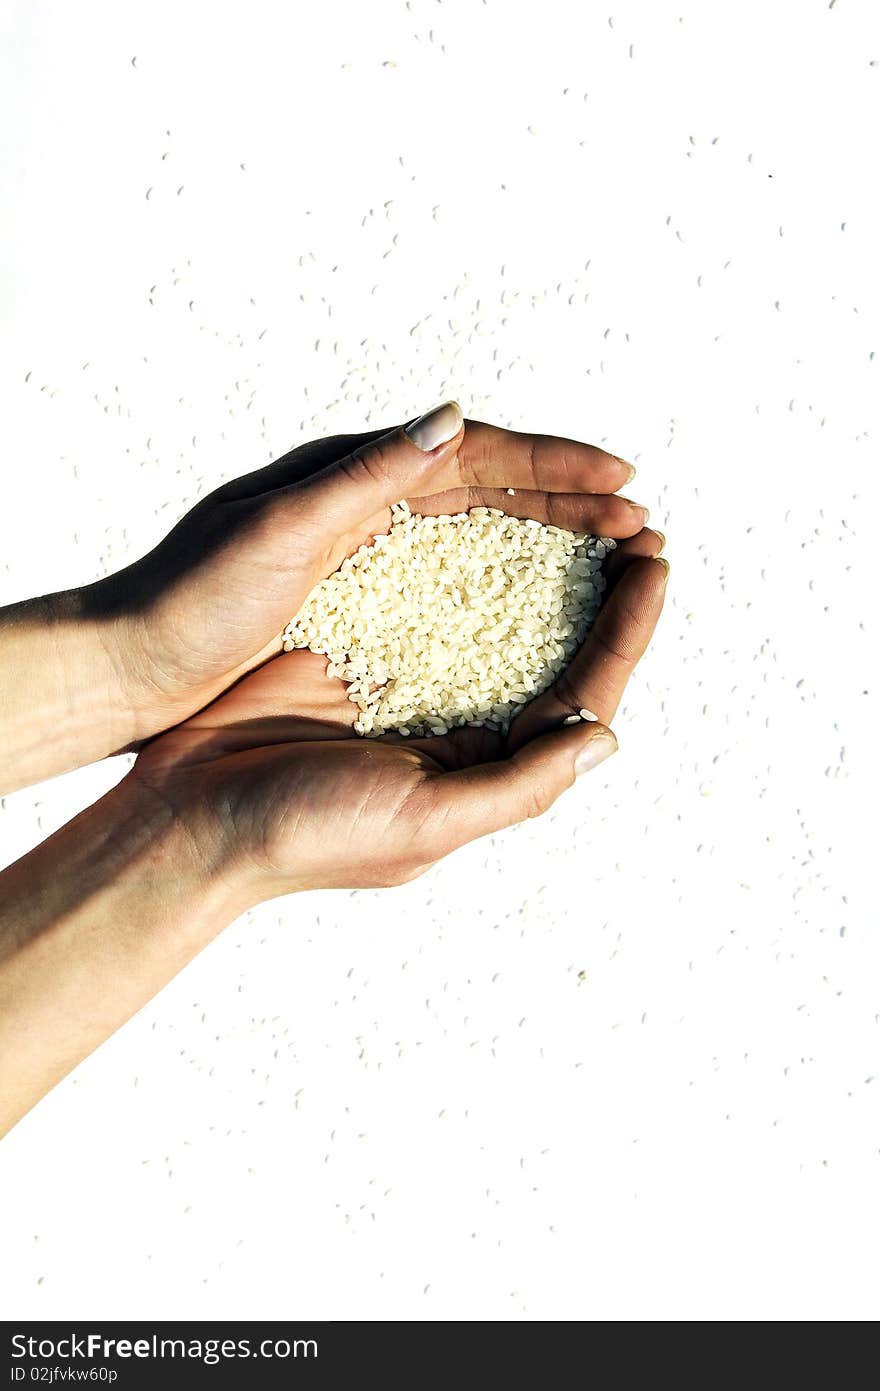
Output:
[{"xmin": 282, "ymin": 500, "xmax": 615, "ymax": 737}]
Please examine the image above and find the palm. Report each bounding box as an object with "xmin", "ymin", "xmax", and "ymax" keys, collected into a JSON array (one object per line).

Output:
[
  {"xmin": 132, "ymin": 651, "xmax": 449, "ymax": 888},
  {"xmin": 133, "ymin": 535, "xmax": 667, "ymax": 892}
]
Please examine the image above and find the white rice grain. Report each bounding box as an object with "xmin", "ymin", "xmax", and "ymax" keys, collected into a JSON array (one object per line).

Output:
[{"xmin": 282, "ymin": 505, "xmax": 616, "ymax": 737}]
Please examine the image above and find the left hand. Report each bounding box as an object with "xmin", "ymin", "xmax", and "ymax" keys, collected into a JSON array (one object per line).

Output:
[{"xmin": 88, "ymin": 403, "xmax": 649, "ymax": 740}]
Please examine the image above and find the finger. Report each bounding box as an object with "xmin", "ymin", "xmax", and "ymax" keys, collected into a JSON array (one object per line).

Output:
[
  {"xmin": 216, "ymin": 416, "xmax": 636, "ymax": 509},
  {"xmin": 602, "ymin": 526, "xmax": 666, "ymax": 590},
  {"xmin": 335, "ymin": 494, "xmax": 650, "ymax": 575},
  {"xmin": 379, "ymin": 722, "xmax": 503, "ymax": 770},
  {"xmin": 422, "ymin": 721, "xmax": 619, "ymax": 855},
  {"xmin": 506, "ymin": 556, "xmax": 669, "ymax": 746},
  {"xmin": 404, "ymin": 487, "xmax": 648, "ymax": 538},
  {"xmin": 455, "ymin": 418, "xmax": 634, "ymax": 493},
  {"xmin": 282, "ymin": 402, "xmax": 468, "ymax": 539}
]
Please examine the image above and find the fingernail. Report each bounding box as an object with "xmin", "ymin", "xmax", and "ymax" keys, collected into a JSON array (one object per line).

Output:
[
  {"xmin": 612, "ymin": 454, "xmax": 636, "ymax": 483},
  {"xmin": 574, "ymin": 732, "xmax": 618, "ymax": 777},
  {"xmin": 404, "ymin": 401, "xmax": 463, "ymax": 452},
  {"xmin": 656, "ymin": 556, "xmax": 670, "ymax": 578},
  {"xmin": 654, "ymin": 529, "xmax": 666, "ymax": 551}
]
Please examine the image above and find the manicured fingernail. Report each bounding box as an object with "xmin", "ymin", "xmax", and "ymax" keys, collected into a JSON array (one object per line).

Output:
[
  {"xmin": 574, "ymin": 732, "xmax": 618, "ymax": 776},
  {"xmin": 404, "ymin": 401, "xmax": 463, "ymax": 452}
]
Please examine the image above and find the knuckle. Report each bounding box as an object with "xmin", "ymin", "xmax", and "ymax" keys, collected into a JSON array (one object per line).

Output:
[
  {"xmin": 551, "ymin": 667, "xmax": 581, "ymax": 713},
  {"xmin": 524, "ymin": 778, "xmax": 550, "ymax": 820},
  {"xmin": 342, "ymin": 441, "xmax": 396, "ymax": 492},
  {"xmin": 593, "ymin": 625, "xmax": 637, "ymax": 668},
  {"xmin": 526, "ymin": 435, "xmax": 538, "ymax": 485}
]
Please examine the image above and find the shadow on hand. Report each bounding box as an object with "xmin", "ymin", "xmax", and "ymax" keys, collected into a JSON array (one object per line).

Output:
[{"xmin": 76, "ymin": 427, "xmax": 396, "ymax": 622}]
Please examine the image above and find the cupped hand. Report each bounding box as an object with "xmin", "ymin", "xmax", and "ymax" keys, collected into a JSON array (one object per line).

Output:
[
  {"xmin": 88, "ymin": 403, "xmax": 648, "ymax": 741},
  {"xmin": 127, "ymin": 535, "xmax": 668, "ymax": 901}
]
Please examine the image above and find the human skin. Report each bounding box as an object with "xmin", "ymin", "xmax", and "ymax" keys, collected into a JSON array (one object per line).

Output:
[
  {"xmin": 0, "ymin": 403, "xmax": 667, "ymax": 1136},
  {"xmin": 0, "ymin": 405, "xmax": 649, "ymax": 795}
]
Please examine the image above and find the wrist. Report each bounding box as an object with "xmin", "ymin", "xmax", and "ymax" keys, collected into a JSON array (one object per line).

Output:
[
  {"xmin": 78, "ymin": 573, "xmax": 283, "ymax": 747},
  {"xmin": 68, "ymin": 579, "xmax": 162, "ymax": 747},
  {"xmin": 0, "ymin": 589, "xmax": 144, "ymax": 793},
  {"xmin": 119, "ymin": 762, "xmax": 262, "ymax": 925},
  {"xmin": 0, "ymin": 774, "xmax": 242, "ymax": 978},
  {"xmin": 112, "ymin": 770, "xmax": 256, "ymax": 942}
]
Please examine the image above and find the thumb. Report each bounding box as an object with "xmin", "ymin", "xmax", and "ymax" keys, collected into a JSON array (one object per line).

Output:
[
  {"xmin": 293, "ymin": 401, "xmax": 465, "ymax": 533},
  {"xmin": 425, "ymin": 721, "xmax": 619, "ymax": 855}
]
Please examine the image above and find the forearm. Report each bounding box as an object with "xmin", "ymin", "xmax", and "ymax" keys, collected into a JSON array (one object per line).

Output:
[
  {"xmin": 0, "ymin": 776, "xmax": 246, "ymax": 1138},
  {"xmin": 0, "ymin": 588, "xmax": 142, "ymax": 793}
]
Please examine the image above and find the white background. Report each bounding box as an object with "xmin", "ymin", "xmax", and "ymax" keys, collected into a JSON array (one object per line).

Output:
[{"xmin": 1, "ymin": 0, "xmax": 877, "ymax": 1321}]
